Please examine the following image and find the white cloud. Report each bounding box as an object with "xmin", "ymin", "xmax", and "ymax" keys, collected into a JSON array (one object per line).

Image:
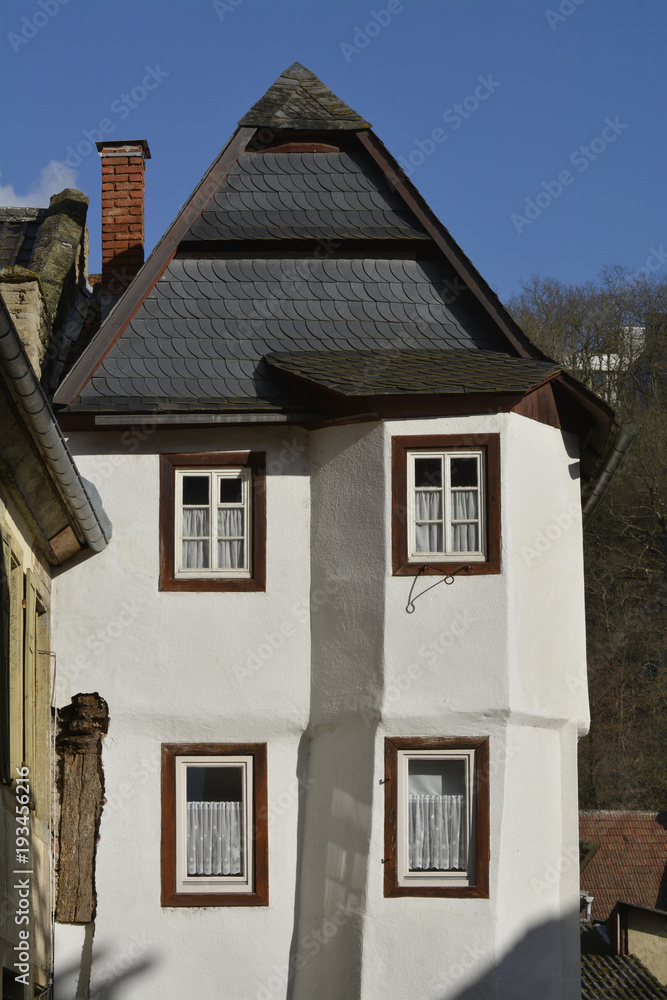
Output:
[{"xmin": 0, "ymin": 160, "xmax": 78, "ymax": 208}]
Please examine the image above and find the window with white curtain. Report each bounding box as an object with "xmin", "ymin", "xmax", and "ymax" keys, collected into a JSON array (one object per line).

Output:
[
  {"xmin": 161, "ymin": 742, "xmax": 268, "ymax": 906},
  {"xmin": 408, "ymin": 450, "xmax": 484, "ymax": 561},
  {"xmin": 176, "ymin": 469, "xmax": 250, "ymax": 577},
  {"xmin": 391, "ymin": 436, "xmax": 500, "ymax": 577},
  {"xmin": 176, "ymin": 755, "xmax": 251, "ymax": 892},
  {"xmin": 384, "ymin": 737, "xmax": 489, "ymax": 898},
  {"xmin": 160, "ymin": 452, "xmax": 266, "ymax": 593}
]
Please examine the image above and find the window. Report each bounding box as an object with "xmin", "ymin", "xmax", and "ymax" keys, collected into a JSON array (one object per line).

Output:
[
  {"xmin": 161, "ymin": 742, "xmax": 268, "ymax": 906},
  {"xmin": 384, "ymin": 737, "xmax": 489, "ymax": 898},
  {"xmin": 159, "ymin": 452, "xmax": 266, "ymax": 592},
  {"xmin": 392, "ymin": 435, "xmax": 500, "ymax": 576}
]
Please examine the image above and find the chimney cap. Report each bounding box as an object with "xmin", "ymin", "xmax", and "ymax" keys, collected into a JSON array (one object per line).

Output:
[{"xmin": 95, "ymin": 139, "xmax": 151, "ymax": 159}]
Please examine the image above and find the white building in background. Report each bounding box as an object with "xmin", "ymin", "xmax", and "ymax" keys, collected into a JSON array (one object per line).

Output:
[{"xmin": 49, "ymin": 65, "xmax": 618, "ymax": 999}]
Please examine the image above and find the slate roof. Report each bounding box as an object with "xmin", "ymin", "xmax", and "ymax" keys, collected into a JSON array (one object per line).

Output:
[
  {"xmin": 69, "ymin": 257, "xmax": 510, "ymax": 411},
  {"xmin": 0, "ymin": 207, "xmax": 47, "ymax": 268},
  {"xmin": 56, "ymin": 64, "xmax": 570, "ymax": 415},
  {"xmin": 239, "ymin": 62, "xmax": 370, "ymax": 130},
  {"xmin": 184, "ymin": 151, "xmax": 428, "ymax": 242},
  {"xmin": 579, "ymin": 811, "xmax": 667, "ymax": 921},
  {"xmin": 581, "ymin": 925, "xmax": 667, "ymax": 999},
  {"xmin": 266, "ymin": 349, "xmax": 561, "ymax": 395}
]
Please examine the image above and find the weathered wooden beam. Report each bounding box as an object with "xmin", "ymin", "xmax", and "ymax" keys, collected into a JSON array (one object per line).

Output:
[{"xmin": 55, "ymin": 693, "xmax": 109, "ymax": 924}]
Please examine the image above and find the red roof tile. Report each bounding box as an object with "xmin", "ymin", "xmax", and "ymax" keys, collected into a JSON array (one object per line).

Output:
[{"xmin": 580, "ymin": 811, "xmax": 667, "ymax": 921}]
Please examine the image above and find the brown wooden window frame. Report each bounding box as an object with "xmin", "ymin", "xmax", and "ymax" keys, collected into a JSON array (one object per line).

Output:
[
  {"xmin": 384, "ymin": 736, "xmax": 490, "ymax": 899},
  {"xmin": 161, "ymin": 742, "xmax": 269, "ymax": 907},
  {"xmin": 159, "ymin": 452, "xmax": 266, "ymax": 592},
  {"xmin": 391, "ymin": 434, "xmax": 501, "ymax": 576}
]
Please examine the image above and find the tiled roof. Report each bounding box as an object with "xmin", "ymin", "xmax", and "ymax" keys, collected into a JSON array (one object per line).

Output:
[
  {"xmin": 70, "ymin": 257, "xmax": 508, "ymax": 411},
  {"xmin": 0, "ymin": 207, "xmax": 46, "ymax": 268},
  {"xmin": 579, "ymin": 811, "xmax": 667, "ymax": 921},
  {"xmin": 184, "ymin": 151, "xmax": 428, "ymax": 242},
  {"xmin": 239, "ymin": 62, "xmax": 370, "ymax": 130},
  {"xmin": 266, "ymin": 349, "xmax": 561, "ymax": 395},
  {"xmin": 581, "ymin": 925, "xmax": 667, "ymax": 999}
]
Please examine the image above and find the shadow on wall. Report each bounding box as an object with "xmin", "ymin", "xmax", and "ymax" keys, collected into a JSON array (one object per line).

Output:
[
  {"xmin": 54, "ymin": 946, "xmax": 154, "ymax": 1000},
  {"xmin": 441, "ymin": 910, "xmax": 581, "ymax": 1000}
]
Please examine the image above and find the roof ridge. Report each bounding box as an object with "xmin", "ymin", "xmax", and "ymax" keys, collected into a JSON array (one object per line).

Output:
[{"xmin": 238, "ymin": 63, "xmax": 370, "ymax": 130}]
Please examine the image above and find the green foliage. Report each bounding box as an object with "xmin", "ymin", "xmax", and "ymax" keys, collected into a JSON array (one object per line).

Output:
[{"xmin": 508, "ymin": 268, "xmax": 667, "ymax": 809}]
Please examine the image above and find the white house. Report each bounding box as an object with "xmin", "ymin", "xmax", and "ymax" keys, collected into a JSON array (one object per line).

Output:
[{"xmin": 50, "ymin": 64, "xmax": 617, "ymax": 999}]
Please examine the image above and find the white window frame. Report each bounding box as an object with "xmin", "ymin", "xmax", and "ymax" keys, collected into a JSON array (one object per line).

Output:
[
  {"xmin": 396, "ymin": 747, "xmax": 476, "ymax": 888},
  {"xmin": 407, "ymin": 449, "xmax": 485, "ymax": 562},
  {"xmin": 174, "ymin": 754, "xmax": 254, "ymax": 895},
  {"xmin": 174, "ymin": 468, "xmax": 251, "ymax": 579}
]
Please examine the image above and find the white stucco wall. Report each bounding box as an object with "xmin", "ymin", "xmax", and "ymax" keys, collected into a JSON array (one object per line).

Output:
[
  {"xmin": 52, "ymin": 412, "xmax": 588, "ymax": 1000},
  {"xmin": 292, "ymin": 413, "xmax": 587, "ymax": 1000},
  {"xmin": 52, "ymin": 426, "xmax": 312, "ymax": 1000}
]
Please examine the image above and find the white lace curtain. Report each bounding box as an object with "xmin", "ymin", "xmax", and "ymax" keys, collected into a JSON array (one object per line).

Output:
[
  {"xmin": 409, "ymin": 794, "xmax": 466, "ymax": 871},
  {"xmin": 451, "ymin": 491, "xmax": 478, "ymax": 552},
  {"xmin": 181, "ymin": 509, "xmax": 244, "ymax": 570},
  {"xmin": 414, "ymin": 491, "xmax": 478, "ymax": 553},
  {"xmin": 187, "ymin": 801, "xmax": 242, "ymax": 875}
]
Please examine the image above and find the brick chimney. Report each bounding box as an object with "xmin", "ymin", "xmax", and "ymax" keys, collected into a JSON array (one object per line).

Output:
[{"xmin": 95, "ymin": 139, "xmax": 151, "ymax": 295}]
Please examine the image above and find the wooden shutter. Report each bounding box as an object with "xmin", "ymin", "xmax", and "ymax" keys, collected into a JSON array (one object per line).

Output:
[
  {"xmin": 23, "ymin": 568, "xmax": 37, "ymax": 796},
  {"xmin": 0, "ymin": 529, "xmax": 11, "ymax": 783}
]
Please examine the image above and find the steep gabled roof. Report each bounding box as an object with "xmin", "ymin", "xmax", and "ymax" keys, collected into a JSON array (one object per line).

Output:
[
  {"xmin": 238, "ymin": 62, "xmax": 370, "ymax": 130},
  {"xmin": 54, "ymin": 65, "xmax": 583, "ymax": 419}
]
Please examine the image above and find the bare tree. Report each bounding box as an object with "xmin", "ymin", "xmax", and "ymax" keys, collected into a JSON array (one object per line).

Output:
[{"xmin": 508, "ymin": 270, "xmax": 667, "ymax": 809}]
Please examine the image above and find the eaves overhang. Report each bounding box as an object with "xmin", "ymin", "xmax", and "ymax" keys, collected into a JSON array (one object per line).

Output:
[{"xmin": 0, "ymin": 295, "xmax": 110, "ymax": 563}]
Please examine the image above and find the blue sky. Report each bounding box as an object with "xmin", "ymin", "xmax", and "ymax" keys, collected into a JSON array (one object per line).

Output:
[{"xmin": 1, "ymin": 0, "xmax": 664, "ymax": 301}]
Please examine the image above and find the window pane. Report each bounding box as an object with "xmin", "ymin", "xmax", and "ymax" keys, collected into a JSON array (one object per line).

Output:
[
  {"xmin": 450, "ymin": 457, "xmax": 478, "ymax": 488},
  {"xmin": 409, "ymin": 759, "xmax": 466, "ymax": 796},
  {"xmin": 182, "ymin": 540, "xmax": 209, "ymax": 569},
  {"xmin": 415, "ymin": 492, "xmax": 442, "ymax": 520},
  {"xmin": 451, "ymin": 524, "xmax": 479, "ymax": 552},
  {"xmin": 415, "ymin": 457, "xmax": 442, "ymax": 488},
  {"xmin": 187, "ymin": 765, "xmax": 243, "ymax": 803},
  {"xmin": 218, "ymin": 540, "xmax": 244, "ymax": 569},
  {"xmin": 415, "ymin": 523, "xmax": 443, "ymax": 553},
  {"xmin": 408, "ymin": 759, "xmax": 467, "ymax": 872},
  {"xmin": 218, "ymin": 508, "xmax": 244, "ymax": 538},
  {"xmin": 183, "ymin": 508, "xmax": 209, "ymax": 538},
  {"xmin": 220, "ymin": 478, "xmax": 243, "ymax": 504},
  {"xmin": 451, "ymin": 490, "xmax": 478, "ymax": 520},
  {"xmin": 183, "ymin": 475, "xmax": 209, "ymax": 505},
  {"xmin": 186, "ymin": 766, "xmax": 244, "ymax": 877}
]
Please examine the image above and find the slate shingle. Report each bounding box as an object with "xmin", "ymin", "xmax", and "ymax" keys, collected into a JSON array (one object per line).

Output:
[
  {"xmin": 265, "ymin": 350, "xmax": 560, "ymax": 395},
  {"xmin": 71, "ymin": 256, "xmax": 510, "ymax": 410},
  {"xmin": 238, "ymin": 63, "xmax": 370, "ymax": 131},
  {"xmin": 184, "ymin": 151, "xmax": 427, "ymax": 243}
]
